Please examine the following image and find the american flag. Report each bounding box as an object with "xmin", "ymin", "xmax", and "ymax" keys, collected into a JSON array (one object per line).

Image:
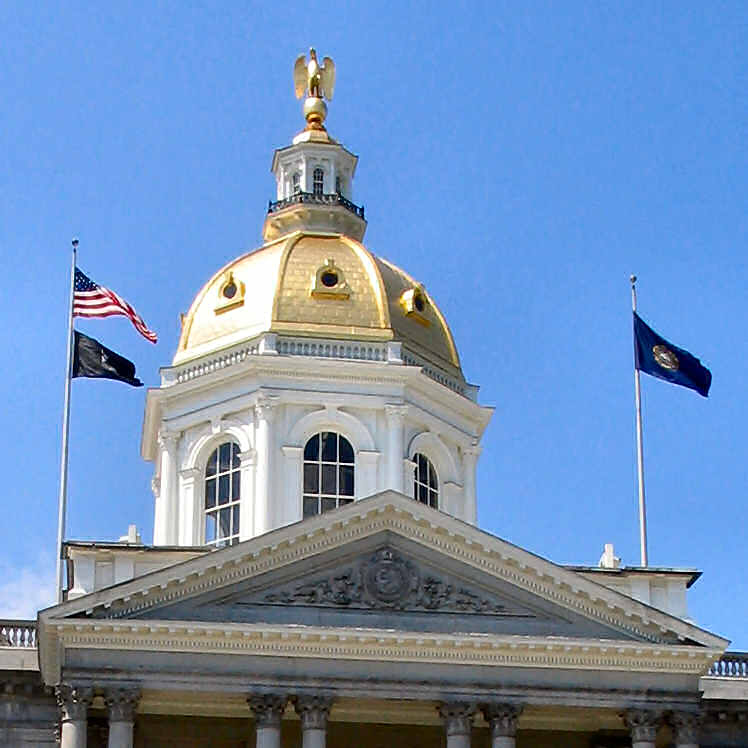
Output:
[{"xmin": 73, "ymin": 268, "xmax": 157, "ymax": 343}]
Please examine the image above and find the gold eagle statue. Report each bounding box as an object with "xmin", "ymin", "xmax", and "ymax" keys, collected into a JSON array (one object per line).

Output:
[{"xmin": 294, "ymin": 48, "xmax": 335, "ymax": 101}]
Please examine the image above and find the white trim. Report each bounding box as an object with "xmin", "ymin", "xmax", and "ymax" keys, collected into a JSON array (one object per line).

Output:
[{"xmin": 287, "ymin": 407, "xmax": 376, "ymax": 451}]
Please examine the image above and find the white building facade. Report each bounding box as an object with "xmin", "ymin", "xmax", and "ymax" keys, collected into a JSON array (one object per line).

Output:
[{"xmin": 0, "ymin": 56, "xmax": 746, "ymax": 748}]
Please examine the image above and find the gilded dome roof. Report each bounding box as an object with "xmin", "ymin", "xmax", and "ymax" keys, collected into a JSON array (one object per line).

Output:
[{"xmin": 175, "ymin": 232, "xmax": 463, "ymax": 385}]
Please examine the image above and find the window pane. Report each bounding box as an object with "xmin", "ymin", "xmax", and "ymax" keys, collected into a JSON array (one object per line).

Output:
[
  {"xmin": 218, "ymin": 508, "xmax": 231, "ymax": 538},
  {"xmin": 418, "ymin": 482, "xmax": 428, "ymax": 503},
  {"xmin": 205, "ymin": 513, "xmax": 216, "ymax": 543},
  {"xmin": 429, "ymin": 489, "xmax": 438, "ymax": 508},
  {"xmin": 231, "ymin": 443, "xmax": 241, "ymax": 469},
  {"xmin": 339, "ymin": 465, "xmax": 354, "ymax": 496},
  {"xmin": 205, "ymin": 478, "xmax": 216, "ymax": 509},
  {"xmin": 429, "ymin": 463, "xmax": 438, "ymax": 489},
  {"xmin": 321, "ymin": 497, "xmax": 337, "ymax": 514},
  {"xmin": 339, "ymin": 437, "xmax": 354, "ymax": 464},
  {"xmin": 232, "ymin": 505, "xmax": 240, "ymax": 535},
  {"xmin": 219, "ymin": 475, "xmax": 230, "ymax": 504},
  {"xmin": 232, "ymin": 471, "xmax": 241, "ymax": 500},
  {"xmin": 206, "ymin": 450, "xmax": 217, "ymax": 477},
  {"xmin": 321, "ymin": 464, "xmax": 337, "ymax": 495},
  {"xmin": 303, "ymin": 496, "xmax": 319, "ymax": 518},
  {"xmin": 304, "ymin": 434, "xmax": 319, "ymax": 461},
  {"xmin": 219, "ymin": 443, "xmax": 231, "ymax": 471},
  {"xmin": 303, "ymin": 463, "xmax": 319, "ymax": 493},
  {"xmin": 321, "ymin": 432, "xmax": 337, "ymax": 462}
]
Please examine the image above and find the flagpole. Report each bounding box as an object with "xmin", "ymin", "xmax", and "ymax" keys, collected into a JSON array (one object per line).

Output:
[
  {"xmin": 630, "ymin": 274, "xmax": 648, "ymax": 567},
  {"xmin": 55, "ymin": 239, "xmax": 78, "ymax": 603}
]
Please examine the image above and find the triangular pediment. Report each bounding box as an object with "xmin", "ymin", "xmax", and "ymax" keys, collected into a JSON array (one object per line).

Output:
[{"xmin": 40, "ymin": 491, "xmax": 727, "ymax": 650}]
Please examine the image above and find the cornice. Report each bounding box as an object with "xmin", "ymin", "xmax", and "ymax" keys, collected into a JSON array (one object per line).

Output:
[
  {"xmin": 40, "ymin": 495, "xmax": 727, "ymax": 663},
  {"xmin": 46, "ymin": 618, "xmax": 722, "ymax": 679}
]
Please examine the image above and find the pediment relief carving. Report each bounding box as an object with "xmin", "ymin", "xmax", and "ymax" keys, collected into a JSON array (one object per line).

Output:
[{"xmin": 232, "ymin": 547, "xmax": 539, "ymax": 617}]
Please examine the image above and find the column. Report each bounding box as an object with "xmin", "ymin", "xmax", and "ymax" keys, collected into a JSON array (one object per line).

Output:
[
  {"xmin": 248, "ymin": 694, "xmax": 286, "ymax": 748},
  {"xmin": 385, "ymin": 404, "xmax": 407, "ymax": 493},
  {"xmin": 106, "ymin": 687, "xmax": 140, "ymax": 748},
  {"xmin": 462, "ymin": 444, "xmax": 481, "ymax": 524},
  {"xmin": 439, "ymin": 702, "xmax": 475, "ymax": 748},
  {"xmin": 294, "ymin": 695, "xmax": 333, "ymax": 748},
  {"xmin": 623, "ymin": 709, "xmax": 662, "ymax": 748},
  {"xmin": 670, "ymin": 712, "xmax": 701, "ymax": 748},
  {"xmin": 154, "ymin": 431, "xmax": 178, "ymax": 544},
  {"xmin": 56, "ymin": 684, "xmax": 93, "ymax": 748},
  {"xmin": 254, "ymin": 397, "xmax": 278, "ymax": 535},
  {"xmin": 482, "ymin": 704, "xmax": 522, "ymax": 748}
]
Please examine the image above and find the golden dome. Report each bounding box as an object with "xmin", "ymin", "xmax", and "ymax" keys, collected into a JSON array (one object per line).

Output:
[{"xmin": 175, "ymin": 231, "xmax": 463, "ymax": 385}]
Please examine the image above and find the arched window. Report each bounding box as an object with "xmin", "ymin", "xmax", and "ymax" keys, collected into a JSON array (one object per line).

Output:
[
  {"xmin": 303, "ymin": 432, "xmax": 354, "ymax": 518},
  {"xmin": 204, "ymin": 442, "xmax": 241, "ymax": 547},
  {"xmin": 292, "ymin": 172, "xmax": 301, "ymax": 195},
  {"xmin": 413, "ymin": 453, "xmax": 438, "ymax": 508},
  {"xmin": 313, "ymin": 167, "xmax": 324, "ymax": 195}
]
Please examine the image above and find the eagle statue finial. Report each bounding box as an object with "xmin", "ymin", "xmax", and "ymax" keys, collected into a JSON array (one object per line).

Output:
[{"xmin": 293, "ymin": 49, "xmax": 336, "ymax": 130}]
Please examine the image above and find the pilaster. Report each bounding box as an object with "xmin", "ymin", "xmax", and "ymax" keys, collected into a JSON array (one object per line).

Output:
[
  {"xmin": 154, "ymin": 431, "xmax": 179, "ymax": 544},
  {"xmin": 238, "ymin": 448, "xmax": 258, "ymax": 540},
  {"xmin": 254, "ymin": 396, "xmax": 278, "ymax": 534},
  {"xmin": 385, "ymin": 404, "xmax": 407, "ymax": 493},
  {"xmin": 356, "ymin": 450, "xmax": 381, "ymax": 499},
  {"xmin": 670, "ymin": 711, "xmax": 701, "ymax": 748},
  {"xmin": 462, "ymin": 444, "xmax": 481, "ymax": 524},
  {"xmin": 178, "ymin": 466, "xmax": 201, "ymax": 545},
  {"xmin": 281, "ymin": 446, "xmax": 303, "ymax": 526}
]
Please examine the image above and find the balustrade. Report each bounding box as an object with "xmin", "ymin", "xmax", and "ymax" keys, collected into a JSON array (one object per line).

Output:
[
  {"xmin": 0, "ymin": 619, "xmax": 37, "ymax": 647},
  {"xmin": 268, "ymin": 191, "xmax": 365, "ymax": 219}
]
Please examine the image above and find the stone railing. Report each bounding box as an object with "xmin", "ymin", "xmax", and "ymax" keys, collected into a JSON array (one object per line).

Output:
[
  {"xmin": 0, "ymin": 620, "xmax": 37, "ymax": 648},
  {"xmin": 268, "ymin": 191, "xmax": 365, "ymax": 219},
  {"xmin": 708, "ymin": 652, "xmax": 748, "ymax": 678}
]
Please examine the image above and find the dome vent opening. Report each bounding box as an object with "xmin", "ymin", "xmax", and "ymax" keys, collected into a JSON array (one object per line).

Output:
[
  {"xmin": 311, "ymin": 258, "xmax": 351, "ymax": 300},
  {"xmin": 400, "ymin": 287, "xmax": 430, "ymax": 327},
  {"xmin": 215, "ymin": 271, "xmax": 245, "ymax": 315}
]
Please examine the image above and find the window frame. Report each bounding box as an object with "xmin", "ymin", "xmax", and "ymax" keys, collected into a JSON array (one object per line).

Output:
[
  {"xmin": 203, "ymin": 441, "xmax": 242, "ymax": 547},
  {"xmin": 312, "ymin": 167, "xmax": 324, "ymax": 196},
  {"xmin": 302, "ymin": 431, "xmax": 355, "ymax": 518},
  {"xmin": 412, "ymin": 452, "xmax": 439, "ymax": 509}
]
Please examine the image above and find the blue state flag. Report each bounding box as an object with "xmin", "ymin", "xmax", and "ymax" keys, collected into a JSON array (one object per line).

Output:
[{"xmin": 633, "ymin": 312, "xmax": 711, "ymax": 397}]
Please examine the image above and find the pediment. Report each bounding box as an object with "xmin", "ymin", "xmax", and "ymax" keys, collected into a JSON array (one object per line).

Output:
[{"xmin": 40, "ymin": 491, "xmax": 727, "ymax": 651}]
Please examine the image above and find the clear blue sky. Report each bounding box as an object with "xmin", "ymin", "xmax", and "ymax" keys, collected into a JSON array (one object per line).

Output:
[{"xmin": 1, "ymin": 2, "xmax": 745, "ymax": 647}]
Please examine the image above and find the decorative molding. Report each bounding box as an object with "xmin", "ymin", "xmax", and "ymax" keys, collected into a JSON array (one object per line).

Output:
[
  {"xmin": 669, "ymin": 711, "xmax": 702, "ymax": 743},
  {"xmin": 56, "ymin": 684, "xmax": 93, "ymax": 722},
  {"xmin": 105, "ymin": 687, "xmax": 140, "ymax": 723},
  {"xmin": 247, "ymin": 693, "xmax": 286, "ymax": 728},
  {"xmin": 439, "ymin": 702, "xmax": 475, "ymax": 736},
  {"xmin": 482, "ymin": 703, "xmax": 522, "ymax": 737},
  {"xmin": 623, "ymin": 709, "xmax": 663, "ymax": 742},
  {"xmin": 294, "ymin": 694, "xmax": 333, "ymax": 730},
  {"xmin": 261, "ymin": 547, "xmax": 521, "ymax": 615}
]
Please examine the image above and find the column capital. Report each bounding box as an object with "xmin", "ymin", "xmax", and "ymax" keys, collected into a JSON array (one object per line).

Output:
[
  {"xmin": 248, "ymin": 694, "xmax": 287, "ymax": 728},
  {"xmin": 669, "ymin": 711, "xmax": 702, "ymax": 744},
  {"xmin": 463, "ymin": 443, "xmax": 482, "ymax": 460},
  {"xmin": 385, "ymin": 403, "xmax": 408, "ymax": 422},
  {"xmin": 56, "ymin": 684, "xmax": 94, "ymax": 722},
  {"xmin": 623, "ymin": 709, "xmax": 663, "ymax": 742},
  {"xmin": 255, "ymin": 396, "xmax": 279, "ymax": 423},
  {"xmin": 105, "ymin": 686, "xmax": 141, "ymax": 723},
  {"xmin": 294, "ymin": 694, "xmax": 333, "ymax": 730},
  {"xmin": 481, "ymin": 703, "xmax": 523, "ymax": 737},
  {"xmin": 438, "ymin": 701, "xmax": 475, "ymax": 737},
  {"xmin": 157, "ymin": 430, "xmax": 179, "ymax": 451}
]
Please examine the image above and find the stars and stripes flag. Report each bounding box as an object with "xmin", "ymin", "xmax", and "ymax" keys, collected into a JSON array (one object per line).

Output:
[{"xmin": 73, "ymin": 268, "xmax": 157, "ymax": 343}]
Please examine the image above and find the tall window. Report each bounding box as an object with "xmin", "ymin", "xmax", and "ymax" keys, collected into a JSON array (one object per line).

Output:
[
  {"xmin": 292, "ymin": 172, "xmax": 301, "ymax": 194},
  {"xmin": 313, "ymin": 167, "xmax": 324, "ymax": 195},
  {"xmin": 413, "ymin": 453, "xmax": 438, "ymax": 508},
  {"xmin": 204, "ymin": 442, "xmax": 241, "ymax": 547},
  {"xmin": 335, "ymin": 175, "xmax": 342, "ymax": 195},
  {"xmin": 303, "ymin": 432, "xmax": 354, "ymax": 518}
]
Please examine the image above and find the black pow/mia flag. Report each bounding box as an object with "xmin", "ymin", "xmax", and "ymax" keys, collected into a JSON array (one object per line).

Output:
[{"xmin": 72, "ymin": 331, "xmax": 143, "ymax": 387}]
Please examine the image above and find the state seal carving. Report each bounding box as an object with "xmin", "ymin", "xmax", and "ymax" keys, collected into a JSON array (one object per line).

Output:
[
  {"xmin": 361, "ymin": 549, "xmax": 419, "ymax": 607},
  {"xmin": 653, "ymin": 344, "xmax": 679, "ymax": 370}
]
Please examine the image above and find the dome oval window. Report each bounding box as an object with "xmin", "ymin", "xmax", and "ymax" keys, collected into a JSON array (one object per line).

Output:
[
  {"xmin": 311, "ymin": 258, "xmax": 350, "ymax": 300},
  {"xmin": 215, "ymin": 271, "xmax": 245, "ymax": 314}
]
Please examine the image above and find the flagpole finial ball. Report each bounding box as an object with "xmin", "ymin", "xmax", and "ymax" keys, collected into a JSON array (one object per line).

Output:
[
  {"xmin": 72, "ymin": 238, "xmax": 79, "ymax": 248},
  {"xmin": 630, "ymin": 274, "xmax": 637, "ymax": 285}
]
